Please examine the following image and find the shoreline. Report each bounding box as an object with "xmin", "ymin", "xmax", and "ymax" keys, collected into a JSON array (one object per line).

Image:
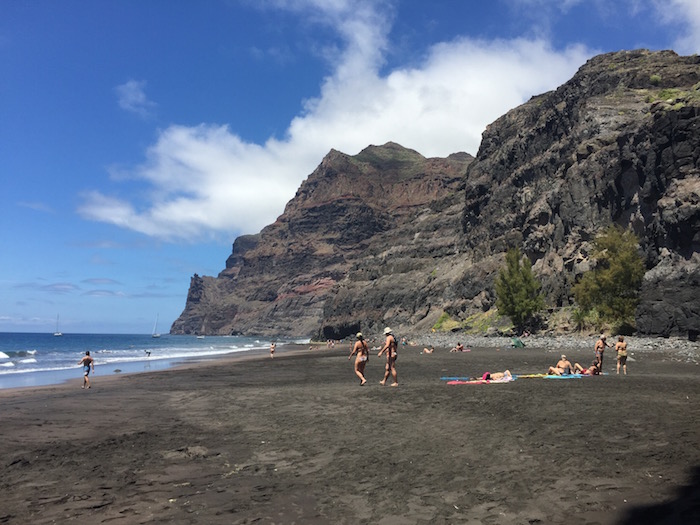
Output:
[
  {"xmin": 2, "ymin": 334, "xmax": 697, "ymax": 392},
  {"xmin": 0, "ymin": 343, "xmax": 303, "ymax": 394}
]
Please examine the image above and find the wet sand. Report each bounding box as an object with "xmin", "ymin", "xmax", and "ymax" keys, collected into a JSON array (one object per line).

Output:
[{"xmin": 1, "ymin": 343, "xmax": 699, "ymax": 524}]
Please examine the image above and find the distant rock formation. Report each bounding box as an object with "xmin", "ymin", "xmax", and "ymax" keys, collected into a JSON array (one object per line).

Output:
[{"xmin": 172, "ymin": 50, "xmax": 699, "ymax": 339}]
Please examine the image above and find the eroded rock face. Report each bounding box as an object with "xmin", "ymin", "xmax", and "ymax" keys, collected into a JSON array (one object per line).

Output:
[
  {"xmin": 171, "ymin": 143, "xmax": 474, "ymax": 337},
  {"xmin": 462, "ymin": 49, "xmax": 700, "ymax": 337},
  {"xmin": 172, "ymin": 50, "xmax": 700, "ymax": 339}
]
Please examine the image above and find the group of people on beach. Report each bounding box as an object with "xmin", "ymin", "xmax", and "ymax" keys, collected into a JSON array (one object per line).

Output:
[
  {"xmin": 547, "ymin": 334, "xmax": 629, "ymax": 376},
  {"xmin": 348, "ymin": 327, "xmax": 399, "ymax": 387}
]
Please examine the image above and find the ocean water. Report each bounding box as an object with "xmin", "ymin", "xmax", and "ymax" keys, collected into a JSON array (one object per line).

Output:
[{"xmin": 0, "ymin": 332, "xmax": 301, "ymax": 390}]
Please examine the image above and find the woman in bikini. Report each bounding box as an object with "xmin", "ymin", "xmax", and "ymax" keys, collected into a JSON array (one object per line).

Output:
[
  {"xmin": 348, "ymin": 332, "xmax": 369, "ymax": 385},
  {"xmin": 615, "ymin": 336, "xmax": 628, "ymax": 375}
]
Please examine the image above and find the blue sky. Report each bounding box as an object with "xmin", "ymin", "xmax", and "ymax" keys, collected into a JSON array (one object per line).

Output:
[{"xmin": 1, "ymin": 0, "xmax": 698, "ymax": 334}]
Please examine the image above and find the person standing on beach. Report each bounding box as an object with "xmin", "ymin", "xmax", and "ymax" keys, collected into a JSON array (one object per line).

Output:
[
  {"xmin": 348, "ymin": 332, "xmax": 369, "ymax": 385},
  {"xmin": 615, "ymin": 336, "xmax": 628, "ymax": 375},
  {"xmin": 378, "ymin": 327, "xmax": 398, "ymax": 386},
  {"xmin": 270, "ymin": 342, "xmax": 276, "ymax": 359},
  {"xmin": 78, "ymin": 351, "xmax": 94, "ymax": 389},
  {"xmin": 594, "ymin": 335, "xmax": 610, "ymax": 371}
]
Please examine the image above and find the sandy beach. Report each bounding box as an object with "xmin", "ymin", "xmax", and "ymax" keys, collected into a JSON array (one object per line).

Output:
[{"xmin": 1, "ymin": 342, "xmax": 699, "ymax": 524}]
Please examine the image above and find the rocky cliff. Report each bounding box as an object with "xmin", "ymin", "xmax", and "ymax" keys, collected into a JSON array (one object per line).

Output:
[
  {"xmin": 462, "ymin": 49, "xmax": 699, "ymax": 338},
  {"xmin": 172, "ymin": 50, "xmax": 700, "ymax": 339},
  {"xmin": 171, "ymin": 143, "xmax": 474, "ymax": 337}
]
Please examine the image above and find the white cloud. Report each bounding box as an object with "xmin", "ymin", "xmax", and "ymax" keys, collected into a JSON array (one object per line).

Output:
[
  {"xmin": 115, "ymin": 79, "xmax": 156, "ymax": 117},
  {"xmin": 653, "ymin": 0, "xmax": 700, "ymax": 53},
  {"xmin": 83, "ymin": 0, "xmax": 594, "ymax": 241}
]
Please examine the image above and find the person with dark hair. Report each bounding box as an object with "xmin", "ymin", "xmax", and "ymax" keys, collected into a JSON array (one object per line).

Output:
[
  {"xmin": 78, "ymin": 351, "xmax": 94, "ymax": 389},
  {"xmin": 615, "ymin": 336, "xmax": 628, "ymax": 375},
  {"xmin": 481, "ymin": 370, "xmax": 513, "ymax": 381},
  {"xmin": 348, "ymin": 332, "xmax": 369, "ymax": 385},
  {"xmin": 574, "ymin": 361, "xmax": 601, "ymax": 376},
  {"xmin": 378, "ymin": 327, "xmax": 398, "ymax": 386}
]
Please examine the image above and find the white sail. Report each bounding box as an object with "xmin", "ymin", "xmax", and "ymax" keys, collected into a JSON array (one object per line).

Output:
[
  {"xmin": 151, "ymin": 314, "xmax": 161, "ymax": 338},
  {"xmin": 53, "ymin": 314, "xmax": 63, "ymax": 336}
]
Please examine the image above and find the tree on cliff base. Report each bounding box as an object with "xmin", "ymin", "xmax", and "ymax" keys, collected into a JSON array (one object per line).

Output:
[
  {"xmin": 572, "ymin": 225, "xmax": 645, "ymax": 329},
  {"xmin": 495, "ymin": 247, "xmax": 545, "ymax": 332}
]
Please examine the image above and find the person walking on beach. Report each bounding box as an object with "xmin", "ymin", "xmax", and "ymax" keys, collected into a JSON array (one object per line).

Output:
[
  {"xmin": 270, "ymin": 342, "xmax": 276, "ymax": 359},
  {"xmin": 78, "ymin": 351, "xmax": 94, "ymax": 389},
  {"xmin": 594, "ymin": 335, "xmax": 610, "ymax": 371},
  {"xmin": 378, "ymin": 327, "xmax": 398, "ymax": 386},
  {"xmin": 348, "ymin": 332, "xmax": 369, "ymax": 385},
  {"xmin": 615, "ymin": 336, "xmax": 628, "ymax": 375}
]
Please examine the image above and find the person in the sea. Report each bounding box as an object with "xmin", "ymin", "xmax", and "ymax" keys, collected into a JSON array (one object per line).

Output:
[
  {"xmin": 378, "ymin": 327, "xmax": 398, "ymax": 386},
  {"xmin": 481, "ymin": 370, "xmax": 513, "ymax": 381},
  {"xmin": 78, "ymin": 351, "xmax": 94, "ymax": 389},
  {"xmin": 348, "ymin": 332, "xmax": 369, "ymax": 385},
  {"xmin": 574, "ymin": 361, "xmax": 601, "ymax": 376},
  {"xmin": 615, "ymin": 335, "xmax": 628, "ymax": 375},
  {"xmin": 548, "ymin": 354, "xmax": 574, "ymax": 376},
  {"xmin": 594, "ymin": 335, "xmax": 610, "ymax": 371},
  {"xmin": 270, "ymin": 342, "xmax": 276, "ymax": 359}
]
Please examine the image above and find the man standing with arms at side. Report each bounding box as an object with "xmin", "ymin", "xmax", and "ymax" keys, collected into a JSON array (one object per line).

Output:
[
  {"xmin": 78, "ymin": 351, "xmax": 94, "ymax": 389},
  {"xmin": 378, "ymin": 327, "xmax": 398, "ymax": 387}
]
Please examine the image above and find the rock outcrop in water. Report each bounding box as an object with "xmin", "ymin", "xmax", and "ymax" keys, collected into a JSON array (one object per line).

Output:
[{"xmin": 172, "ymin": 50, "xmax": 700, "ymax": 339}]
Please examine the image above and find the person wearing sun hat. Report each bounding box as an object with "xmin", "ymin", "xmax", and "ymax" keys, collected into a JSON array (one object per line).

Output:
[
  {"xmin": 348, "ymin": 332, "xmax": 369, "ymax": 385},
  {"xmin": 378, "ymin": 327, "xmax": 398, "ymax": 386}
]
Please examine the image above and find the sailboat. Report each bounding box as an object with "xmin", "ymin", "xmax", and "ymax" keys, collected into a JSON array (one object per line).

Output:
[
  {"xmin": 151, "ymin": 314, "xmax": 161, "ymax": 338},
  {"xmin": 53, "ymin": 314, "xmax": 63, "ymax": 337}
]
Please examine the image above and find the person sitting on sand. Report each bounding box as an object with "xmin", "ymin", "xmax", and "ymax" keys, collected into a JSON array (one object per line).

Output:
[
  {"xmin": 548, "ymin": 355, "xmax": 574, "ymax": 376},
  {"xmin": 422, "ymin": 346, "xmax": 434, "ymax": 354},
  {"xmin": 574, "ymin": 361, "xmax": 600, "ymax": 376},
  {"xmin": 378, "ymin": 327, "xmax": 398, "ymax": 386},
  {"xmin": 481, "ymin": 370, "xmax": 513, "ymax": 381},
  {"xmin": 78, "ymin": 351, "xmax": 94, "ymax": 389},
  {"xmin": 615, "ymin": 336, "xmax": 628, "ymax": 375},
  {"xmin": 348, "ymin": 332, "xmax": 369, "ymax": 385},
  {"xmin": 450, "ymin": 343, "xmax": 465, "ymax": 352}
]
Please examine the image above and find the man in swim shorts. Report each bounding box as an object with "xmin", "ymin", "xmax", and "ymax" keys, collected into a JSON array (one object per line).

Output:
[
  {"xmin": 78, "ymin": 351, "xmax": 95, "ymax": 389},
  {"xmin": 574, "ymin": 361, "xmax": 600, "ymax": 375},
  {"xmin": 615, "ymin": 336, "xmax": 628, "ymax": 375},
  {"xmin": 594, "ymin": 335, "xmax": 610, "ymax": 371},
  {"xmin": 378, "ymin": 327, "xmax": 398, "ymax": 386}
]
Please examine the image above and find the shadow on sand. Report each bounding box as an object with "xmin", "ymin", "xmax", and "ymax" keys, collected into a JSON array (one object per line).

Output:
[{"xmin": 618, "ymin": 465, "xmax": 700, "ymax": 524}]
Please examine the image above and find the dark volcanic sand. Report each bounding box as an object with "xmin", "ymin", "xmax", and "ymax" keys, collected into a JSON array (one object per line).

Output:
[{"xmin": 1, "ymin": 344, "xmax": 699, "ymax": 524}]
